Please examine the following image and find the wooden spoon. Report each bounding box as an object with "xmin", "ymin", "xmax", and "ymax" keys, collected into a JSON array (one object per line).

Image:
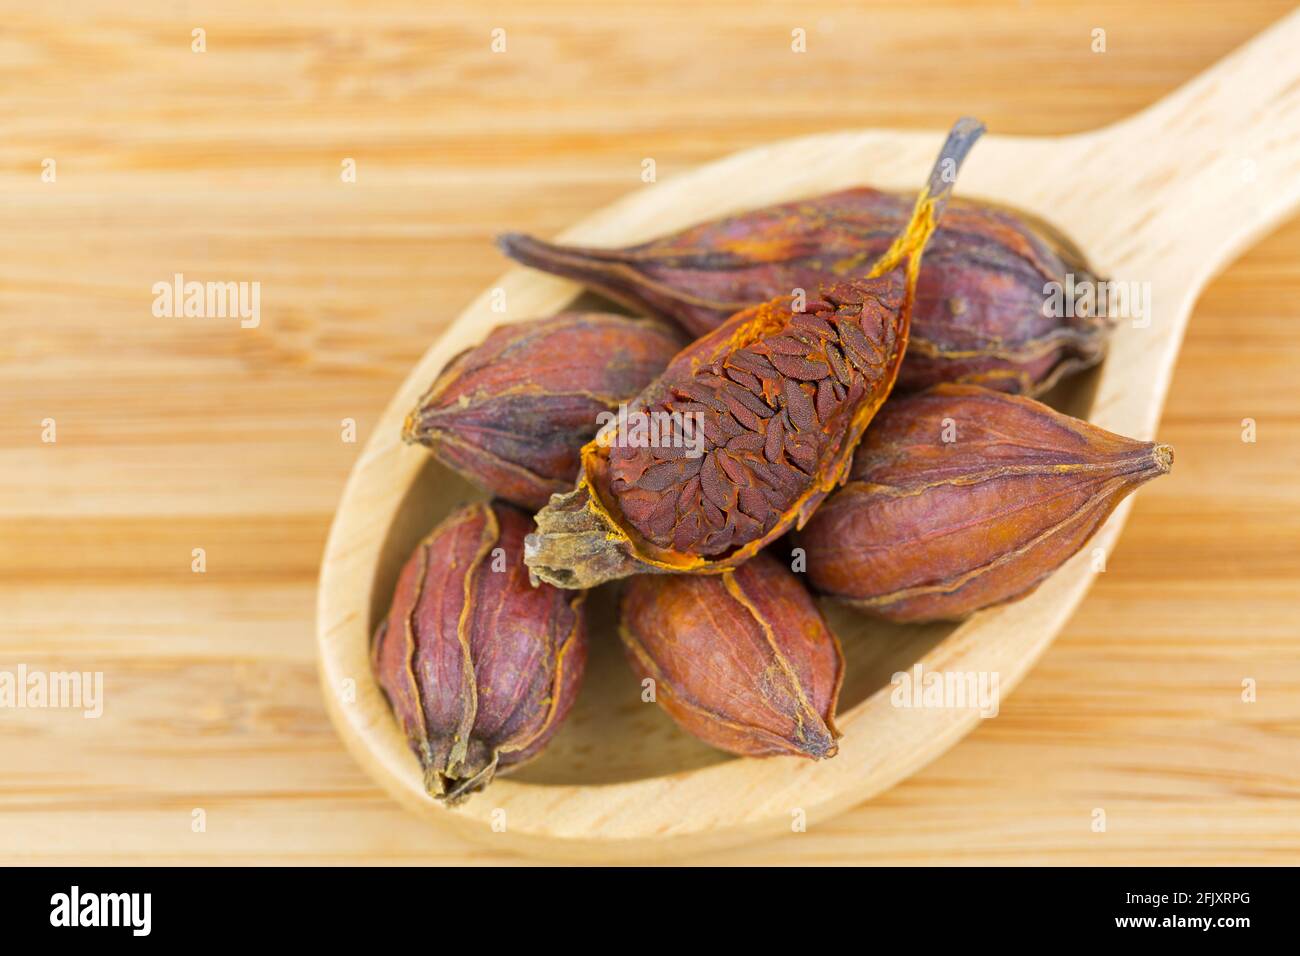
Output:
[{"xmin": 316, "ymin": 11, "xmax": 1300, "ymax": 861}]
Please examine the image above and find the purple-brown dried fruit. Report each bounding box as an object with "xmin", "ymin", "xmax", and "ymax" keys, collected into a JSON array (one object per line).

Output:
[
  {"xmin": 404, "ymin": 313, "xmax": 685, "ymax": 510},
  {"xmin": 619, "ymin": 550, "xmax": 843, "ymax": 759},
  {"xmin": 795, "ymin": 384, "xmax": 1173, "ymax": 622},
  {"xmin": 500, "ymin": 185, "xmax": 1107, "ymax": 396},
  {"xmin": 372, "ymin": 501, "xmax": 587, "ymax": 804}
]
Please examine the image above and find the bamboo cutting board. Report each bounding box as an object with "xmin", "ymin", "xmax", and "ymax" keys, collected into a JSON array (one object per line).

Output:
[{"xmin": 2, "ymin": 0, "xmax": 1299, "ymax": 864}]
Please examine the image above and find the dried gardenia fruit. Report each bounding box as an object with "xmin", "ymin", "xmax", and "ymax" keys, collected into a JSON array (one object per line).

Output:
[
  {"xmin": 404, "ymin": 312, "xmax": 685, "ymax": 510},
  {"xmin": 371, "ymin": 501, "xmax": 587, "ymax": 804},
  {"xmin": 526, "ymin": 119, "xmax": 986, "ymax": 588},
  {"xmin": 795, "ymin": 384, "xmax": 1173, "ymax": 622},
  {"xmin": 500, "ymin": 186, "xmax": 1108, "ymax": 396},
  {"xmin": 620, "ymin": 550, "xmax": 843, "ymax": 759}
]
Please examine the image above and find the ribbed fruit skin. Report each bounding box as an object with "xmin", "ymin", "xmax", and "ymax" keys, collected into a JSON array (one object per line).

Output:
[
  {"xmin": 499, "ymin": 189, "xmax": 1109, "ymax": 396},
  {"xmin": 371, "ymin": 502, "xmax": 587, "ymax": 804},
  {"xmin": 619, "ymin": 551, "xmax": 843, "ymax": 759},
  {"xmin": 405, "ymin": 313, "xmax": 685, "ymax": 510},
  {"xmin": 796, "ymin": 384, "xmax": 1173, "ymax": 622}
]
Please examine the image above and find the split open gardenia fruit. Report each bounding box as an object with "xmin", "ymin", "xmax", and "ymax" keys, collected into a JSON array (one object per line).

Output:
[{"xmin": 525, "ymin": 118, "xmax": 987, "ymax": 589}]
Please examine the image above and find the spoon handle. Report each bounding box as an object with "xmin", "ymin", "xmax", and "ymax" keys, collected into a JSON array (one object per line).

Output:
[{"xmin": 1074, "ymin": 10, "xmax": 1300, "ymax": 281}]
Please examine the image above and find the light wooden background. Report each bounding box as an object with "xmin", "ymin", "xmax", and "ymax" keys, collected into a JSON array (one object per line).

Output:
[{"xmin": 2, "ymin": 0, "xmax": 1297, "ymax": 865}]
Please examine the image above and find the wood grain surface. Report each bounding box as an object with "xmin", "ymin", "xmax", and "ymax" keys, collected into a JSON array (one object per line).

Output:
[{"xmin": 2, "ymin": 0, "xmax": 1298, "ymax": 865}]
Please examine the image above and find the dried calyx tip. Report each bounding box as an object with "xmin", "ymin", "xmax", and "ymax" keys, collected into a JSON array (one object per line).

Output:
[
  {"xmin": 401, "ymin": 409, "xmax": 421, "ymax": 442},
  {"xmin": 496, "ymin": 231, "xmax": 554, "ymax": 264},
  {"xmin": 925, "ymin": 117, "xmax": 986, "ymax": 205},
  {"xmin": 875, "ymin": 118, "xmax": 986, "ymax": 276},
  {"xmin": 799, "ymin": 733, "xmax": 838, "ymax": 761},
  {"xmin": 496, "ymin": 231, "xmax": 527, "ymax": 254}
]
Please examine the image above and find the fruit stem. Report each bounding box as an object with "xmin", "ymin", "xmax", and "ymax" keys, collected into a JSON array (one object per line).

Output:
[{"xmin": 872, "ymin": 117, "xmax": 986, "ymax": 278}]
